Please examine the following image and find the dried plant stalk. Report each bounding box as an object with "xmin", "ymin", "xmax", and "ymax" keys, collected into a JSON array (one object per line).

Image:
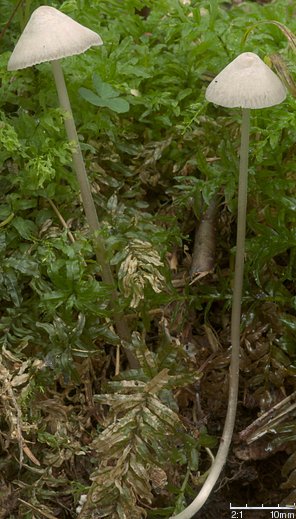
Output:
[{"xmin": 190, "ymin": 196, "xmax": 219, "ymax": 281}]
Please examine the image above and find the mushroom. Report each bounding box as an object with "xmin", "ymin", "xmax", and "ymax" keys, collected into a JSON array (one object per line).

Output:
[
  {"xmin": 8, "ymin": 6, "xmax": 103, "ymax": 247},
  {"xmin": 8, "ymin": 6, "xmax": 138, "ymax": 368},
  {"xmin": 171, "ymin": 52, "xmax": 286, "ymax": 519}
]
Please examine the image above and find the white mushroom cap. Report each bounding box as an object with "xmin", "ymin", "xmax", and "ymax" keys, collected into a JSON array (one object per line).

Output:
[
  {"xmin": 205, "ymin": 52, "xmax": 286, "ymax": 109},
  {"xmin": 8, "ymin": 6, "xmax": 103, "ymax": 71}
]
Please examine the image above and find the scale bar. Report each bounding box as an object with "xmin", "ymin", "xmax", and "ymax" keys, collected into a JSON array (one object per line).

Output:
[{"xmin": 230, "ymin": 504, "xmax": 296, "ymax": 510}]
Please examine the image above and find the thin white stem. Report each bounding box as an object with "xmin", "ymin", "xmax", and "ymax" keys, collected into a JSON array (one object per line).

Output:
[
  {"xmin": 51, "ymin": 61, "xmax": 117, "ymax": 285},
  {"xmin": 170, "ymin": 108, "xmax": 250, "ymax": 519},
  {"xmin": 51, "ymin": 61, "xmax": 101, "ymax": 234},
  {"xmin": 51, "ymin": 60, "xmax": 138, "ymax": 368}
]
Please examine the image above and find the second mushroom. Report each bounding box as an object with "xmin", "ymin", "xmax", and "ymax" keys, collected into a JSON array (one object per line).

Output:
[{"xmin": 171, "ymin": 52, "xmax": 286, "ymax": 519}]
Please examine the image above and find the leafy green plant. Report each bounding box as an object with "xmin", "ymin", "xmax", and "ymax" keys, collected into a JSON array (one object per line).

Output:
[
  {"xmin": 1, "ymin": 0, "xmax": 296, "ymax": 517},
  {"xmin": 80, "ymin": 74, "xmax": 130, "ymax": 113}
]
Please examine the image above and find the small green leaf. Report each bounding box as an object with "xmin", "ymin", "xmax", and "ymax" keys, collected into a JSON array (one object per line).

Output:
[
  {"xmin": 5, "ymin": 257, "xmax": 39, "ymax": 277},
  {"xmin": 12, "ymin": 217, "xmax": 37, "ymax": 239},
  {"xmin": 79, "ymin": 87, "xmax": 130, "ymax": 113},
  {"xmin": 103, "ymin": 97, "xmax": 130, "ymax": 113},
  {"xmin": 79, "ymin": 87, "xmax": 105, "ymax": 106},
  {"xmin": 93, "ymin": 74, "xmax": 118, "ymax": 99}
]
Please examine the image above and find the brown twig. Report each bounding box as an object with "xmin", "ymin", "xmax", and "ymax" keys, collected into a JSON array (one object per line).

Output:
[
  {"xmin": 47, "ymin": 198, "xmax": 76, "ymax": 244},
  {"xmin": 239, "ymin": 390, "xmax": 296, "ymax": 443},
  {"xmin": 18, "ymin": 499, "xmax": 59, "ymax": 519},
  {"xmin": 0, "ymin": 0, "xmax": 23, "ymax": 42}
]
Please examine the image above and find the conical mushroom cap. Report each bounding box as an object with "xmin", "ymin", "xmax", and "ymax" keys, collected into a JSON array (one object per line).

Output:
[
  {"xmin": 8, "ymin": 6, "xmax": 103, "ymax": 71},
  {"xmin": 205, "ymin": 52, "xmax": 286, "ymax": 109}
]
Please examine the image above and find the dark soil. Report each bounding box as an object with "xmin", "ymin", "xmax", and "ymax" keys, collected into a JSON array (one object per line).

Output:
[{"xmin": 194, "ymin": 452, "xmax": 289, "ymax": 519}]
